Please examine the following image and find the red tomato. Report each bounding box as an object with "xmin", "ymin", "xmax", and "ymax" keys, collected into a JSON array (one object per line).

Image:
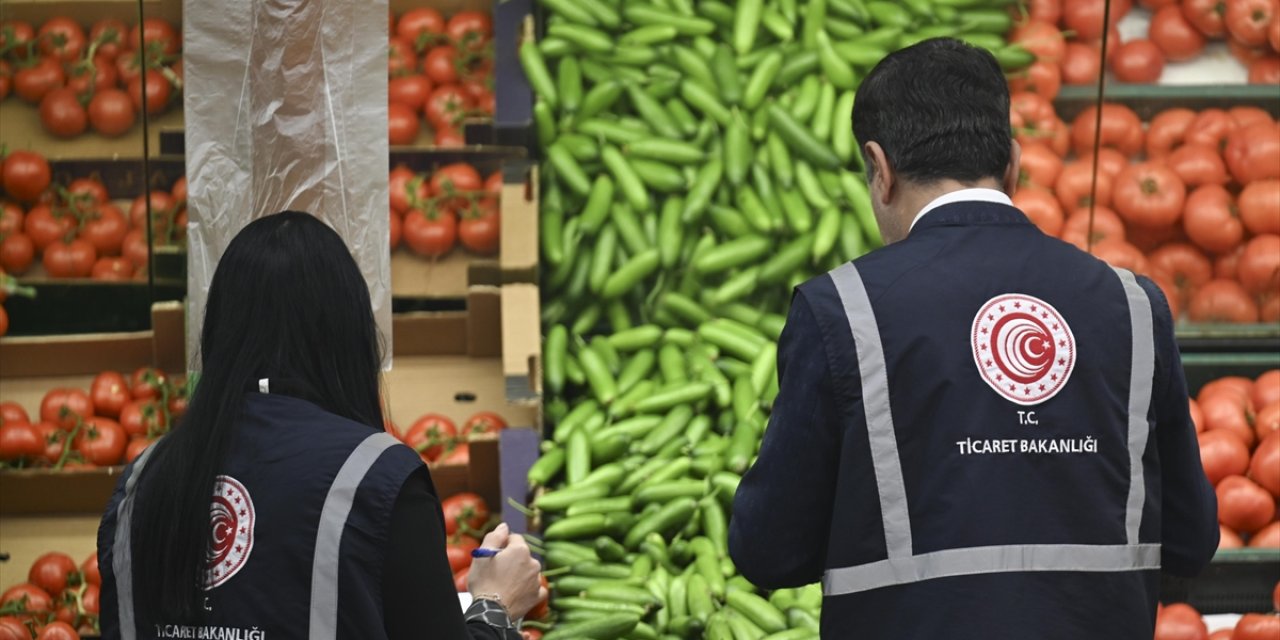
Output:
[
  {"xmin": 484, "ymin": 171, "xmax": 502, "ymax": 196},
  {"xmin": 125, "ymin": 436, "xmax": 155, "ymax": 463},
  {"xmin": 389, "ymin": 37, "xmax": 416, "ymax": 75},
  {"xmin": 1226, "ymin": 0, "xmax": 1278, "ymax": 46},
  {"xmin": 1255, "ymin": 369, "xmax": 1280, "ymax": 408},
  {"xmin": 388, "ymin": 74, "xmax": 433, "ymax": 111},
  {"xmin": 0, "ymin": 202, "xmax": 22, "ymax": 235},
  {"xmin": 1224, "ymin": 121, "xmax": 1280, "ymax": 184},
  {"xmin": 434, "ymin": 126, "xmax": 466, "ymax": 148},
  {"xmin": 66, "ymin": 55, "xmax": 119, "ymax": 100},
  {"xmin": 43, "ymin": 238, "xmax": 97, "ymax": 278},
  {"xmin": 1238, "ymin": 234, "xmax": 1280, "ymax": 296},
  {"xmin": 1198, "ymin": 429, "xmax": 1251, "ymax": 485},
  {"xmin": 23, "ymin": 204, "xmax": 75, "ymax": 251},
  {"xmin": 1249, "ymin": 55, "xmax": 1280, "ymax": 83},
  {"xmin": 1010, "ymin": 20, "xmax": 1066, "ymax": 63},
  {"xmin": 1054, "ymin": 162, "xmax": 1113, "ymax": 212},
  {"xmin": 438, "ymin": 441, "xmax": 470, "ymax": 465},
  {"xmin": 446, "ymin": 535, "xmax": 479, "ymax": 573},
  {"xmin": 13, "ymin": 56, "xmax": 65, "ymax": 104},
  {"xmin": 38, "ymin": 88, "xmax": 87, "ymax": 138},
  {"xmin": 1, "ymin": 583, "xmax": 53, "ymax": 614},
  {"xmin": 1231, "ymin": 106, "xmax": 1276, "ymax": 129},
  {"xmin": 76, "ymin": 416, "xmax": 127, "ymax": 465},
  {"xmin": 122, "ymin": 228, "xmax": 149, "ymax": 269},
  {"xmin": 1111, "ymin": 39, "xmax": 1165, "ymax": 83},
  {"xmin": 81, "ymin": 204, "xmax": 128, "ymax": 256},
  {"xmin": 115, "ymin": 50, "xmax": 142, "ymax": 85},
  {"xmin": 28, "ymin": 552, "xmax": 76, "ymax": 596},
  {"xmin": 1151, "ymin": 4, "xmax": 1209, "ymax": 60},
  {"xmin": 90, "ymin": 371, "xmax": 131, "ymax": 418},
  {"xmin": 388, "ymin": 101, "xmax": 420, "ymax": 145},
  {"xmin": 90, "ymin": 256, "xmax": 134, "ymax": 282},
  {"xmin": 1202, "ymin": 390, "xmax": 1258, "ymax": 447},
  {"xmin": 0, "ymin": 422, "xmax": 44, "ymax": 461},
  {"xmin": 126, "ymin": 69, "xmax": 172, "ymax": 116},
  {"xmin": 40, "ymin": 388, "xmax": 93, "ymax": 430},
  {"xmin": 1217, "ymin": 475, "xmax": 1277, "ymax": 532},
  {"xmin": 129, "ymin": 191, "xmax": 177, "ymax": 232},
  {"xmin": 388, "ymin": 166, "xmax": 429, "ymax": 214},
  {"xmin": 37, "ymin": 17, "xmax": 85, "ymax": 63},
  {"xmin": 67, "ymin": 177, "xmax": 109, "ymax": 206},
  {"xmin": 402, "ymin": 209, "xmax": 457, "ymax": 257},
  {"xmin": 441, "ymin": 492, "xmax": 490, "ymax": 536},
  {"xmin": 89, "ymin": 17, "xmax": 129, "ymax": 60},
  {"xmin": 397, "ymin": 8, "xmax": 446, "ymax": 50},
  {"xmin": 446, "ymin": 12, "xmax": 493, "ymax": 51},
  {"xmin": 0, "ymin": 233, "xmax": 36, "ymax": 275},
  {"xmin": 1147, "ymin": 108, "xmax": 1197, "ymax": 158},
  {"xmin": 1184, "ymin": 184, "xmax": 1245, "ymax": 255},
  {"xmin": 1060, "ymin": 206, "xmax": 1126, "ymax": 249},
  {"xmin": 0, "ymin": 402, "xmax": 30, "ymax": 426},
  {"xmin": 423, "ymin": 45, "xmax": 460, "ymax": 85},
  {"xmin": 129, "ymin": 367, "xmax": 168, "ymax": 400},
  {"xmin": 1251, "ymin": 521, "xmax": 1280, "ymax": 548},
  {"xmin": 1167, "ymin": 143, "xmax": 1231, "ymax": 188},
  {"xmin": 1183, "ymin": 0, "xmax": 1228, "ymax": 36},
  {"xmin": 1113, "ymin": 162, "xmax": 1186, "ymax": 228},
  {"xmin": 1201, "ymin": 376, "xmax": 1255, "ymax": 407},
  {"xmin": 1019, "ymin": 143, "xmax": 1064, "ymax": 191},
  {"xmin": 1150, "ymin": 243, "xmax": 1213, "ymax": 304},
  {"xmin": 1090, "ymin": 239, "xmax": 1149, "ymax": 274},
  {"xmin": 88, "ymin": 88, "xmax": 137, "ymax": 137},
  {"xmin": 0, "ymin": 617, "xmax": 26, "ymax": 640},
  {"xmin": 1221, "ymin": 523, "xmax": 1245, "ymax": 548},
  {"xmin": 1186, "ymin": 108, "xmax": 1236, "ymax": 150},
  {"xmin": 1071, "ymin": 103, "xmax": 1144, "ymax": 157},
  {"xmin": 461, "ymin": 411, "xmax": 507, "ymax": 439},
  {"xmin": 459, "ymin": 207, "xmax": 499, "ymax": 255},
  {"xmin": 525, "ymin": 574, "xmax": 551, "ymax": 622},
  {"xmin": 1233, "ymin": 613, "xmax": 1280, "ymax": 640},
  {"xmin": 81, "ymin": 553, "xmax": 100, "ymax": 586},
  {"xmin": 1011, "ymin": 187, "xmax": 1065, "ymax": 236},
  {"xmin": 453, "ymin": 566, "xmax": 469, "ymax": 592},
  {"xmin": 128, "ymin": 17, "xmax": 181, "ymax": 55},
  {"xmin": 1063, "ymin": 0, "xmax": 1111, "ymax": 40},
  {"xmin": 1153, "ymin": 602, "xmax": 1207, "ymax": 640},
  {"xmin": 431, "ymin": 162, "xmax": 483, "ymax": 203},
  {"xmin": 424, "ymin": 84, "xmax": 471, "ymax": 130},
  {"xmin": 389, "ymin": 208, "xmax": 402, "ymax": 251},
  {"xmin": 2, "ymin": 150, "xmax": 52, "ymax": 203},
  {"xmin": 35, "ymin": 621, "xmax": 78, "ymax": 640},
  {"xmin": 0, "ymin": 20, "xmax": 36, "ymax": 59},
  {"xmin": 1251, "ymin": 431, "xmax": 1280, "ymax": 496},
  {"xmin": 402, "ymin": 413, "xmax": 457, "ymax": 462},
  {"xmin": 1060, "ymin": 42, "xmax": 1102, "ymax": 86},
  {"xmin": 1010, "ymin": 91, "xmax": 1061, "ymax": 150}
]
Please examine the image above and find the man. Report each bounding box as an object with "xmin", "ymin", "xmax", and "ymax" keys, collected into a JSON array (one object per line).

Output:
[{"xmin": 729, "ymin": 38, "xmax": 1218, "ymax": 639}]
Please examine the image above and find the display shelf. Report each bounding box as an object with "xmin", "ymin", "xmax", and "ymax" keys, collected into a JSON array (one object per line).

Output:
[
  {"xmin": 1178, "ymin": 326, "xmax": 1280, "ymax": 355},
  {"xmin": 1161, "ymin": 549, "xmax": 1280, "ymax": 615},
  {"xmin": 1053, "ymin": 84, "xmax": 1280, "ymax": 122},
  {"xmin": 1181, "ymin": 352, "xmax": 1280, "ymax": 394},
  {"xmin": 0, "ymin": 101, "xmax": 184, "ymax": 162}
]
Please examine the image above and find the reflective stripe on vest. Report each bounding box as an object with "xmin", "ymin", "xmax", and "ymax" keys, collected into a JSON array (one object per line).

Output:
[
  {"xmin": 112, "ymin": 430, "xmax": 400, "ymax": 639},
  {"xmin": 822, "ymin": 263, "xmax": 1159, "ymax": 597}
]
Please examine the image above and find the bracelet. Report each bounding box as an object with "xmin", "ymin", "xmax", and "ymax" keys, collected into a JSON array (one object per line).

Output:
[{"xmin": 466, "ymin": 594, "xmax": 515, "ymax": 630}]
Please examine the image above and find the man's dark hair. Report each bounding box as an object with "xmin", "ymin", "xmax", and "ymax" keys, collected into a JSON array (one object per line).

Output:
[{"xmin": 852, "ymin": 38, "xmax": 1012, "ymax": 184}]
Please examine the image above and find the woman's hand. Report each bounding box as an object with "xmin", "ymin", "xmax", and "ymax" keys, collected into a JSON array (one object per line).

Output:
[{"xmin": 467, "ymin": 523, "xmax": 546, "ymax": 619}]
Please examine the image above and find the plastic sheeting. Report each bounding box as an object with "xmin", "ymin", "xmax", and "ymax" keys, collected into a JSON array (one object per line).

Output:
[{"xmin": 183, "ymin": 0, "xmax": 390, "ymax": 369}]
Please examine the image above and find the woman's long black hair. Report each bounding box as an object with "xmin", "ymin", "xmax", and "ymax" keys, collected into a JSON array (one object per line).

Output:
[{"xmin": 131, "ymin": 211, "xmax": 386, "ymax": 621}]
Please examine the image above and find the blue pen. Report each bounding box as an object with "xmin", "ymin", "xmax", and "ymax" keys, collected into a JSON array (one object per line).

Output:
[{"xmin": 471, "ymin": 548, "xmax": 501, "ymax": 558}]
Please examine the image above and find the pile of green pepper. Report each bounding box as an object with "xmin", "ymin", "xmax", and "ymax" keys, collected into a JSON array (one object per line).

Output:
[{"xmin": 521, "ymin": 0, "xmax": 1030, "ymax": 637}]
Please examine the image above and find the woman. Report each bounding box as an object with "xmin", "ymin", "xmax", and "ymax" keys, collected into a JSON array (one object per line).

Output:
[{"xmin": 98, "ymin": 212, "xmax": 543, "ymax": 639}]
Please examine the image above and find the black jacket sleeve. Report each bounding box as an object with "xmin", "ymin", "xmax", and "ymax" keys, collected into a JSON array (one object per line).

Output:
[
  {"xmin": 728, "ymin": 291, "xmax": 844, "ymax": 588},
  {"xmin": 382, "ymin": 467, "xmax": 516, "ymax": 640},
  {"xmin": 1139, "ymin": 277, "xmax": 1219, "ymax": 576}
]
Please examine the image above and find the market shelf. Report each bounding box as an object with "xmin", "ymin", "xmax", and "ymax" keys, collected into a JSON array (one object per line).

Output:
[
  {"xmin": 1053, "ymin": 84, "xmax": 1280, "ymax": 122},
  {"xmin": 1178, "ymin": 326, "xmax": 1280, "ymax": 355},
  {"xmin": 1163, "ymin": 549, "xmax": 1280, "ymax": 615},
  {"xmin": 0, "ymin": 101, "xmax": 184, "ymax": 161}
]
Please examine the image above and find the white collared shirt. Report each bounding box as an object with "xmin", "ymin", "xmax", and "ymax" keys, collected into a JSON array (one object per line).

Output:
[{"xmin": 908, "ymin": 188, "xmax": 1014, "ymax": 232}]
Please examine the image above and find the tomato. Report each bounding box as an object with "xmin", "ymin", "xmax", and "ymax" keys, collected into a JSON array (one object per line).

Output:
[
  {"xmin": 1256, "ymin": 370, "xmax": 1280, "ymax": 408},
  {"xmin": 1201, "ymin": 376, "xmax": 1255, "ymax": 406},
  {"xmin": 1238, "ymin": 234, "xmax": 1280, "ymax": 296},
  {"xmin": 1184, "ymin": 184, "xmax": 1245, "ymax": 255},
  {"xmin": 0, "ymin": 422, "xmax": 44, "ymax": 461},
  {"xmin": 526, "ymin": 574, "xmax": 551, "ymax": 622},
  {"xmin": 1055, "ymin": 162, "xmax": 1113, "ymax": 212},
  {"xmin": 1060, "ymin": 206, "xmax": 1126, "ymax": 249},
  {"xmin": 1234, "ymin": 613, "xmax": 1280, "ymax": 640},
  {"xmin": 130, "ymin": 367, "xmax": 168, "ymax": 400},
  {"xmin": 14, "ymin": 56, "xmax": 66, "ymax": 104},
  {"xmin": 0, "ymin": 618, "xmax": 25, "ymax": 640},
  {"xmin": 434, "ymin": 126, "xmax": 466, "ymax": 148},
  {"xmin": 523, "ymin": 628, "xmax": 544, "ymax": 640},
  {"xmin": 388, "ymin": 101, "xmax": 420, "ymax": 145},
  {"xmin": 122, "ymin": 228, "xmax": 149, "ymax": 268},
  {"xmin": 1182, "ymin": 0, "xmax": 1228, "ymax": 36},
  {"xmin": 115, "ymin": 50, "xmax": 142, "ymax": 85},
  {"xmin": 1016, "ymin": 144, "xmax": 1060, "ymax": 190},
  {"xmin": 80, "ymin": 553, "xmax": 100, "ymax": 587},
  {"xmin": 36, "ymin": 621, "xmax": 78, "ymax": 640},
  {"xmin": 76, "ymin": 416, "xmax": 126, "ymax": 465},
  {"xmin": 389, "ymin": 208, "xmax": 402, "ymax": 251},
  {"xmin": 1150, "ymin": 243, "xmax": 1212, "ymax": 305},
  {"xmin": 65, "ymin": 178, "xmax": 109, "ymax": 208},
  {"xmin": 37, "ymin": 17, "xmax": 85, "ymax": 63},
  {"xmin": 88, "ymin": 88, "xmax": 137, "ymax": 137},
  {"xmin": 40, "ymin": 388, "xmax": 93, "ymax": 431},
  {"xmin": 129, "ymin": 17, "xmax": 180, "ymax": 56},
  {"xmin": 1060, "ymin": 42, "xmax": 1103, "ymax": 86},
  {"xmin": 402, "ymin": 209, "xmax": 457, "ymax": 257},
  {"xmin": 1226, "ymin": 0, "xmax": 1277, "ymax": 46},
  {"xmin": 1147, "ymin": 109, "xmax": 1198, "ymax": 158},
  {"xmin": 423, "ymin": 45, "xmax": 460, "ymax": 85},
  {"xmin": 88, "ymin": 370, "xmax": 130, "ymax": 419},
  {"xmin": 1202, "ymin": 390, "xmax": 1258, "ymax": 446},
  {"xmin": 1259, "ymin": 291, "xmax": 1280, "ymax": 322},
  {"xmin": 388, "ymin": 166, "xmax": 428, "ymax": 214},
  {"xmin": 389, "ymin": 37, "xmax": 416, "ymax": 75},
  {"xmin": 459, "ymin": 206, "xmax": 500, "ymax": 256},
  {"xmin": 0, "ymin": 233, "xmax": 36, "ymax": 274},
  {"xmin": 129, "ymin": 191, "xmax": 176, "ymax": 231},
  {"xmin": 43, "ymin": 237, "xmax": 97, "ymax": 278},
  {"xmin": 1249, "ymin": 55, "xmax": 1280, "ymax": 82},
  {"xmin": 438, "ymin": 442, "xmax": 470, "ymax": 466},
  {"xmin": 446, "ymin": 12, "xmax": 493, "ymax": 51},
  {"xmin": 446, "ymin": 535, "xmax": 478, "ymax": 573},
  {"xmin": 125, "ymin": 436, "xmax": 155, "ymax": 463},
  {"xmin": 0, "ymin": 20, "xmax": 36, "ymax": 59},
  {"xmin": 0, "ymin": 202, "xmax": 22, "ymax": 235},
  {"xmin": 89, "ymin": 17, "xmax": 129, "ymax": 61},
  {"xmin": 80, "ymin": 204, "xmax": 128, "ymax": 256},
  {"xmin": 1010, "ymin": 21, "xmax": 1066, "ymax": 63},
  {"xmin": 397, "ymin": 8, "xmax": 446, "ymax": 50},
  {"xmin": 1009, "ymin": 56, "xmax": 1062, "ymax": 99},
  {"xmin": 1167, "ymin": 143, "xmax": 1230, "ymax": 188},
  {"xmin": 1186, "ymin": 108, "xmax": 1236, "ymax": 151},
  {"xmin": 441, "ymin": 492, "xmax": 490, "ymax": 536},
  {"xmin": 1249, "ymin": 521, "xmax": 1279, "ymax": 546},
  {"xmin": 66, "ymin": 55, "xmax": 118, "ymax": 100},
  {"xmin": 1008, "ymin": 187, "xmax": 1062, "ymax": 237},
  {"xmin": 82, "ymin": 583, "xmax": 100, "ymax": 615},
  {"xmin": 1112, "ymin": 162, "xmax": 1186, "ymax": 228},
  {"xmin": 424, "ymin": 84, "xmax": 471, "ymax": 130},
  {"xmin": 461, "ymin": 411, "xmax": 507, "ymax": 439},
  {"xmin": 1198, "ymin": 429, "xmax": 1251, "ymax": 485},
  {"xmin": 0, "ymin": 402, "xmax": 29, "ymax": 425},
  {"xmin": 1251, "ymin": 431, "xmax": 1280, "ymax": 496},
  {"xmin": 126, "ymin": 69, "xmax": 172, "ymax": 115},
  {"xmin": 1063, "ymin": 0, "xmax": 1111, "ymax": 40},
  {"xmin": 1153, "ymin": 602, "xmax": 1207, "ymax": 640},
  {"xmin": 24, "ymin": 205, "xmax": 74, "ymax": 251},
  {"xmin": 1151, "ymin": 4, "xmax": 1209, "ymax": 61},
  {"xmin": 402, "ymin": 413, "xmax": 456, "ymax": 462},
  {"xmin": 1, "ymin": 583, "xmax": 52, "ymax": 614},
  {"xmin": 1010, "ymin": 91, "xmax": 1061, "ymax": 149},
  {"xmin": 1189, "ymin": 398, "xmax": 1206, "ymax": 432},
  {"xmin": 431, "ymin": 163, "xmax": 483, "ymax": 203},
  {"xmin": 1218, "ymin": 474, "xmax": 1276, "ymax": 532},
  {"xmin": 2, "ymin": 150, "xmax": 52, "ymax": 203},
  {"xmin": 1224, "ymin": 121, "xmax": 1280, "ymax": 184},
  {"xmin": 28, "ymin": 552, "xmax": 76, "ymax": 597},
  {"xmin": 388, "ymin": 74, "xmax": 433, "ymax": 111},
  {"xmin": 1232, "ymin": 100, "xmax": 1277, "ymax": 126},
  {"xmin": 1111, "ymin": 39, "xmax": 1165, "ymax": 83},
  {"xmin": 1090, "ymin": 239, "xmax": 1149, "ymax": 274},
  {"xmin": 453, "ymin": 566, "xmax": 469, "ymax": 593},
  {"xmin": 1222, "ymin": 523, "xmax": 1246, "ymax": 549},
  {"xmin": 1071, "ymin": 103, "xmax": 1144, "ymax": 157}
]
